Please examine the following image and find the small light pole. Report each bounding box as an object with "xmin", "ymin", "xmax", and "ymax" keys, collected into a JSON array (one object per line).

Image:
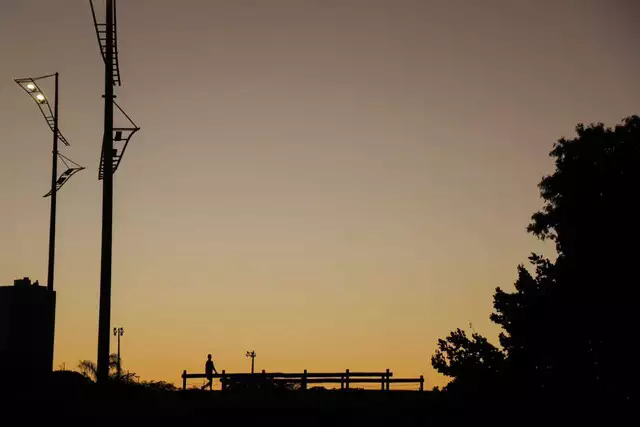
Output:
[
  {"xmin": 246, "ymin": 350, "xmax": 256, "ymax": 374},
  {"xmin": 113, "ymin": 326, "xmax": 124, "ymax": 377}
]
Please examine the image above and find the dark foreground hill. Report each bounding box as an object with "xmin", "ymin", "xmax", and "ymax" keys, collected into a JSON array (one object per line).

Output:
[{"xmin": 1, "ymin": 372, "xmax": 630, "ymax": 426}]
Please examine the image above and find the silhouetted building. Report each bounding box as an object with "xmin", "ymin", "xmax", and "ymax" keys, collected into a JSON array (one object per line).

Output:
[{"xmin": 0, "ymin": 277, "xmax": 56, "ymax": 387}]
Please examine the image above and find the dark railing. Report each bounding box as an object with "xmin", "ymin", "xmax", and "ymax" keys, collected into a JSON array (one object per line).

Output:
[{"xmin": 181, "ymin": 368, "xmax": 424, "ymax": 391}]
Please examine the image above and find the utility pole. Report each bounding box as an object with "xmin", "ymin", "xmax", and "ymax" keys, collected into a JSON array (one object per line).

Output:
[
  {"xmin": 246, "ymin": 350, "xmax": 256, "ymax": 374},
  {"xmin": 89, "ymin": 0, "xmax": 138, "ymax": 383},
  {"xmin": 97, "ymin": 0, "xmax": 114, "ymax": 384},
  {"xmin": 88, "ymin": 0, "xmax": 138, "ymax": 383}
]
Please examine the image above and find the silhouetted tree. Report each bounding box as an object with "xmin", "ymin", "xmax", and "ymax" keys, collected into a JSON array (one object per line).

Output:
[
  {"xmin": 526, "ymin": 115, "xmax": 640, "ymax": 398},
  {"xmin": 433, "ymin": 116, "xmax": 640, "ymax": 400},
  {"xmin": 78, "ymin": 354, "xmax": 117, "ymax": 381},
  {"xmin": 431, "ymin": 328, "xmax": 505, "ymax": 393},
  {"xmin": 77, "ymin": 354, "xmax": 136, "ymax": 383},
  {"xmin": 490, "ymin": 253, "xmax": 559, "ymax": 393}
]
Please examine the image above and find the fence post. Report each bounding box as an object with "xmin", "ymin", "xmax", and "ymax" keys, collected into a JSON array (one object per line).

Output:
[
  {"xmin": 385, "ymin": 368, "xmax": 390, "ymax": 391},
  {"xmin": 221, "ymin": 369, "xmax": 226, "ymax": 391},
  {"xmin": 345, "ymin": 369, "xmax": 350, "ymax": 390},
  {"xmin": 182, "ymin": 370, "xmax": 187, "ymax": 391},
  {"xmin": 340, "ymin": 374, "xmax": 344, "ymax": 390},
  {"xmin": 419, "ymin": 375, "xmax": 424, "ymax": 392},
  {"xmin": 302, "ymin": 369, "xmax": 308, "ymax": 391}
]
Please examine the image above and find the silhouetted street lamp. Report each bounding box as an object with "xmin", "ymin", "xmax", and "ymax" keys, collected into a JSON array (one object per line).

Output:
[
  {"xmin": 14, "ymin": 72, "xmax": 84, "ymax": 374},
  {"xmin": 113, "ymin": 326, "xmax": 124, "ymax": 377},
  {"xmin": 246, "ymin": 350, "xmax": 257, "ymax": 374},
  {"xmin": 14, "ymin": 73, "xmax": 85, "ymax": 293}
]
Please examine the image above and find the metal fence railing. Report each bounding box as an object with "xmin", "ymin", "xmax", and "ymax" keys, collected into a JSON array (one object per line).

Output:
[{"xmin": 181, "ymin": 369, "xmax": 424, "ymax": 391}]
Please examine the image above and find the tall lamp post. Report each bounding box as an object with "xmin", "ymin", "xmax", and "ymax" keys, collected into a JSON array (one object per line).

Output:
[
  {"xmin": 14, "ymin": 73, "xmax": 85, "ymax": 371},
  {"xmin": 246, "ymin": 350, "xmax": 257, "ymax": 374},
  {"xmin": 89, "ymin": 0, "xmax": 139, "ymax": 383},
  {"xmin": 113, "ymin": 326, "xmax": 124, "ymax": 377},
  {"xmin": 14, "ymin": 73, "xmax": 85, "ymax": 291}
]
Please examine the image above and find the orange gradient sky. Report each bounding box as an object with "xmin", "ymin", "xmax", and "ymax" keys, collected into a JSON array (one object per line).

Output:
[{"xmin": 1, "ymin": 0, "xmax": 638, "ymax": 388}]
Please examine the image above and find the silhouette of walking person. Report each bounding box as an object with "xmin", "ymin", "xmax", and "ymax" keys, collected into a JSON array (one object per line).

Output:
[{"xmin": 201, "ymin": 354, "xmax": 218, "ymax": 391}]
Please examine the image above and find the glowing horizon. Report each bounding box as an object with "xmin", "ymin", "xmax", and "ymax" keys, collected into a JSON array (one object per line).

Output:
[{"xmin": 1, "ymin": 0, "xmax": 638, "ymax": 388}]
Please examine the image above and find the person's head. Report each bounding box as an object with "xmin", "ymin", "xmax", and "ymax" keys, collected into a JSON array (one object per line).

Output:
[{"xmin": 207, "ymin": 354, "xmax": 212, "ymax": 360}]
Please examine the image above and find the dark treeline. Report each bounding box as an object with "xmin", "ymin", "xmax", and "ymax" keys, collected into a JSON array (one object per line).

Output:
[{"xmin": 432, "ymin": 116, "xmax": 640, "ymax": 414}]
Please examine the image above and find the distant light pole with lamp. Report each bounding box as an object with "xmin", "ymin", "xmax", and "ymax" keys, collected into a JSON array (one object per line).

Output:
[{"xmin": 113, "ymin": 326, "xmax": 124, "ymax": 377}]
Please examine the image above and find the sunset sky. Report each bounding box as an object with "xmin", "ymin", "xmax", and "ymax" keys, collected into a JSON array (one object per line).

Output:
[{"xmin": 1, "ymin": 0, "xmax": 638, "ymax": 388}]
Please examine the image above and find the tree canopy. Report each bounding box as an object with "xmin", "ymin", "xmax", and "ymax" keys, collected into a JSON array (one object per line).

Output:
[
  {"xmin": 432, "ymin": 116, "xmax": 640, "ymax": 400},
  {"xmin": 431, "ymin": 328, "xmax": 505, "ymax": 393},
  {"xmin": 77, "ymin": 354, "xmax": 137, "ymax": 383}
]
